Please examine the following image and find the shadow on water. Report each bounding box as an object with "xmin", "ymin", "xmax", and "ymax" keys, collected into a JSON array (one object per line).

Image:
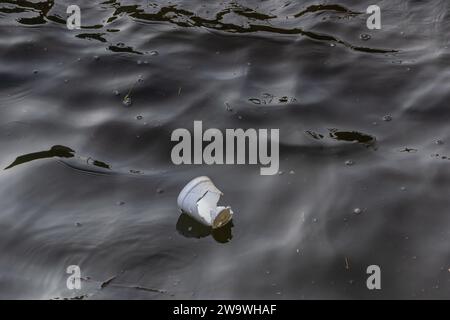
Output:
[{"xmin": 176, "ymin": 213, "xmax": 234, "ymax": 244}]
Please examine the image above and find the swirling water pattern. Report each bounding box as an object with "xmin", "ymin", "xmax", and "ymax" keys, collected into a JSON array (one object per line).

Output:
[{"xmin": 0, "ymin": 0, "xmax": 450, "ymax": 299}]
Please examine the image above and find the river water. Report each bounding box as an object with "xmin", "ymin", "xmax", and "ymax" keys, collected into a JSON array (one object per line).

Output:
[{"xmin": 0, "ymin": 0, "xmax": 450, "ymax": 299}]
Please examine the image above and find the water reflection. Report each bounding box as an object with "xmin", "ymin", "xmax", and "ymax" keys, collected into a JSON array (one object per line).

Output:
[
  {"xmin": 4, "ymin": 146, "xmax": 112, "ymax": 172},
  {"xmin": 0, "ymin": 0, "xmax": 398, "ymax": 54},
  {"xmin": 4, "ymin": 145, "xmax": 74, "ymax": 170},
  {"xmin": 176, "ymin": 213, "xmax": 234, "ymax": 244}
]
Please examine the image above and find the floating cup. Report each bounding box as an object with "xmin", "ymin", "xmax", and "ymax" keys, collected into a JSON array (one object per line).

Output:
[{"xmin": 177, "ymin": 176, "xmax": 233, "ymax": 229}]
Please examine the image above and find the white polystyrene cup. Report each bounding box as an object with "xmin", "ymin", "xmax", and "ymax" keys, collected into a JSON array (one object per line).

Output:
[{"xmin": 177, "ymin": 176, "xmax": 233, "ymax": 229}]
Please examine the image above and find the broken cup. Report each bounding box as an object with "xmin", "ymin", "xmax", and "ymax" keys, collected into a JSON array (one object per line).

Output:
[{"xmin": 177, "ymin": 176, "xmax": 233, "ymax": 229}]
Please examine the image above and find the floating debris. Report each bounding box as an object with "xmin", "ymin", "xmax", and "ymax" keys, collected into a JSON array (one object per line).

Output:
[
  {"xmin": 225, "ymin": 102, "xmax": 233, "ymax": 112},
  {"xmin": 360, "ymin": 34, "xmax": 371, "ymax": 41},
  {"xmin": 399, "ymin": 147, "xmax": 418, "ymax": 153},
  {"xmin": 353, "ymin": 208, "xmax": 362, "ymax": 215},
  {"xmin": 100, "ymin": 275, "xmax": 117, "ymax": 289},
  {"xmin": 177, "ymin": 176, "xmax": 233, "ymax": 229},
  {"xmin": 345, "ymin": 160, "xmax": 354, "ymax": 166},
  {"xmin": 305, "ymin": 130, "xmax": 324, "ymax": 140},
  {"xmin": 249, "ymin": 93, "xmax": 296, "ymax": 105},
  {"xmin": 382, "ymin": 114, "xmax": 393, "ymax": 122},
  {"xmin": 123, "ymin": 95, "xmax": 132, "ymax": 107}
]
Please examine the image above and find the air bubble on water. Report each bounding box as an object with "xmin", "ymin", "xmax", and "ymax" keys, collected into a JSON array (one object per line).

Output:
[
  {"xmin": 360, "ymin": 34, "xmax": 371, "ymax": 41},
  {"xmin": 400, "ymin": 186, "xmax": 407, "ymax": 191},
  {"xmin": 382, "ymin": 114, "xmax": 392, "ymax": 122},
  {"xmin": 289, "ymin": 170, "xmax": 295, "ymax": 175},
  {"xmin": 150, "ymin": 50, "xmax": 159, "ymax": 56},
  {"xmin": 94, "ymin": 55, "xmax": 100, "ymax": 61},
  {"xmin": 113, "ymin": 90, "xmax": 120, "ymax": 96},
  {"xmin": 330, "ymin": 43, "xmax": 336, "ymax": 47},
  {"xmin": 313, "ymin": 218, "xmax": 318, "ymax": 223},
  {"xmin": 136, "ymin": 115, "xmax": 143, "ymax": 120},
  {"xmin": 353, "ymin": 208, "xmax": 362, "ymax": 215},
  {"xmin": 345, "ymin": 160, "xmax": 354, "ymax": 166}
]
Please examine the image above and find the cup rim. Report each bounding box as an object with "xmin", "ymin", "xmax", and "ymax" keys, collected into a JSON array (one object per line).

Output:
[{"xmin": 177, "ymin": 176, "xmax": 212, "ymax": 208}]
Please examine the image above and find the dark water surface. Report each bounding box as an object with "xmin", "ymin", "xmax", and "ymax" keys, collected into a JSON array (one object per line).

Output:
[{"xmin": 1, "ymin": 0, "xmax": 450, "ymax": 299}]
